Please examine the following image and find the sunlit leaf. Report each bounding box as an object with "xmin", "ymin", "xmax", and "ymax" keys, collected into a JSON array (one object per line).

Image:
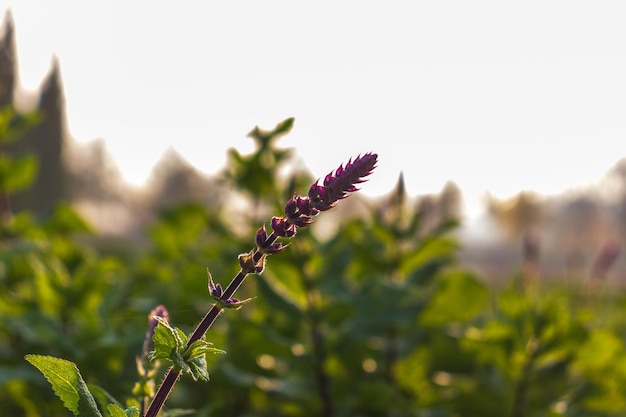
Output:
[
  {"xmin": 0, "ymin": 106, "xmax": 40, "ymax": 144},
  {"xmin": 25, "ymin": 355, "xmax": 102, "ymax": 417},
  {"xmin": 43, "ymin": 203, "xmax": 93, "ymax": 235},
  {"xmin": 0, "ymin": 154, "xmax": 38, "ymax": 193},
  {"xmin": 107, "ymin": 404, "xmax": 139, "ymax": 417},
  {"xmin": 420, "ymin": 271, "xmax": 488, "ymax": 326},
  {"xmin": 184, "ymin": 339, "xmax": 225, "ymax": 362},
  {"xmin": 400, "ymin": 236, "xmax": 457, "ymax": 277},
  {"xmin": 573, "ymin": 329, "xmax": 623, "ymax": 372},
  {"xmin": 149, "ymin": 316, "xmax": 186, "ymax": 362},
  {"xmin": 187, "ymin": 354, "xmax": 210, "ymax": 382}
]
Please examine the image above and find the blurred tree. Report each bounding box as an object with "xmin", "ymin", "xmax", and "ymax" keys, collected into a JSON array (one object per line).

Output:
[
  {"xmin": 146, "ymin": 148, "xmax": 227, "ymax": 211},
  {"xmin": 9, "ymin": 59, "xmax": 67, "ymax": 214},
  {"xmin": 65, "ymin": 139, "xmax": 125, "ymax": 203},
  {"xmin": 486, "ymin": 191, "xmax": 544, "ymax": 241},
  {"xmin": 551, "ymin": 194, "xmax": 609, "ymax": 278},
  {"xmin": 438, "ymin": 180, "xmax": 462, "ymax": 221},
  {"xmin": 0, "ymin": 11, "xmax": 15, "ymax": 108}
]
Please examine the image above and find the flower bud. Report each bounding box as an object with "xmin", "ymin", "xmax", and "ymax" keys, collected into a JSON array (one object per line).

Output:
[{"xmin": 271, "ymin": 216, "xmax": 296, "ymax": 237}]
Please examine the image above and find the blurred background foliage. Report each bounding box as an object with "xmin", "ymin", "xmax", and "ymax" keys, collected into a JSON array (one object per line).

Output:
[
  {"xmin": 3, "ymin": 13, "xmax": 626, "ymax": 417},
  {"xmin": 3, "ymin": 110, "xmax": 626, "ymax": 417}
]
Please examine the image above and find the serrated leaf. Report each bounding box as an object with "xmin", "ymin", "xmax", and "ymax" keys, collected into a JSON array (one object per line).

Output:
[
  {"xmin": 125, "ymin": 407, "xmax": 140, "ymax": 417},
  {"xmin": 174, "ymin": 327, "xmax": 189, "ymax": 347},
  {"xmin": 149, "ymin": 316, "xmax": 185, "ymax": 361},
  {"xmin": 25, "ymin": 355, "xmax": 103, "ymax": 417},
  {"xmin": 172, "ymin": 350, "xmax": 191, "ymax": 374},
  {"xmin": 107, "ymin": 404, "xmax": 139, "ymax": 417},
  {"xmin": 107, "ymin": 404, "xmax": 127, "ymax": 417},
  {"xmin": 184, "ymin": 339, "xmax": 226, "ymax": 361},
  {"xmin": 187, "ymin": 355, "xmax": 210, "ymax": 382},
  {"xmin": 170, "ymin": 338, "xmax": 225, "ymax": 382}
]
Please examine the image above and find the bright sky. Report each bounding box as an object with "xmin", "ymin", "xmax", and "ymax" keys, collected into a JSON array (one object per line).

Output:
[{"xmin": 5, "ymin": 2, "xmax": 626, "ymax": 221}]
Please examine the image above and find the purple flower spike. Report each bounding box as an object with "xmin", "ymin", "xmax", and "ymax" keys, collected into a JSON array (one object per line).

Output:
[{"xmin": 308, "ymin": 152, "xmax": 377, "ymax": 212}]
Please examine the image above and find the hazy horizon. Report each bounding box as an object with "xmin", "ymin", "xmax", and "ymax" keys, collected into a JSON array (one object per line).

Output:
[{"xmin": 4, "ymin": 1, "xmax": 626, "ymax": 223}]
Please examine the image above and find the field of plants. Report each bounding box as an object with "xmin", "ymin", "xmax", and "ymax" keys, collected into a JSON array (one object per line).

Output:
[{"xmin": 3, "ymin": 117, "xmax": 626, "ymax": 417}]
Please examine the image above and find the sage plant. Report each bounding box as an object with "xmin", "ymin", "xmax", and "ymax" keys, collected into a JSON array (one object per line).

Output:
[{"xmin": 144, "ymin": 152, "xmax": 378, "ymax": 417}]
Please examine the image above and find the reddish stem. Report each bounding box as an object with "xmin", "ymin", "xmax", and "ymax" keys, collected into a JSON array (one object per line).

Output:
[{"xmin": 144, "ymin": 235, "xmax": 277, "ymax": 417}]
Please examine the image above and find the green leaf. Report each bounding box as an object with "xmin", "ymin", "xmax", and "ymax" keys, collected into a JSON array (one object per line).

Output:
[
  {"xmin": 25, "ymin": 355, "xmax": 103, "ymax": 417},
  {"xmin": 400, "ymin": 236, "xmax": 457, "ymax": 277},
  {"xmin": 184, "ymin": 339, "xmax": 226, "ymax": 361},
  {"xmin": 149, "ymin": 316, "xmax": 186, "ymax": 362},
  {"xmin": 107, "ymin": 404, "xmax": 139, "ymax": 417},
  {"xmin": 419, "ymin": 271, "xmax": 488, "ymax": 326},
  {"xmin": 247, "ymin": 117, "xmax": 294, "ymax": 148},
  {"xmin": 43, "ymin": 203, "xmax": 93, "ymax": 235},
  {"xmin": 148, "ymin": 317, "xmax": 223, "ymax": 382},
  {"xmin": 184, "ymin": 338, "xmax": 225, "ymax": 381},
  {"xmin": 0, "ymin": 106, "xmax": 40, "ymax": 144},
  {"xmin": 107, "ymin": 404, "xmax": 127, "ymax": 417},
  {"xmin": 0, "ymin": 154, "xmax": 38, "ymax": 193},
  {"xmin": 573, "ymin": 329, "xmax": 623, "ymax": 372},
  {"xmin": 187, "ymin": 354, "xmax": 210, "ymax": 382},
  {"xmin": 171, "ymin": 350, "xmax": 191, "ymax": 374},
  {"xmin": 181, "ymin": 339, "xmax": 224, "ymax": 381}
]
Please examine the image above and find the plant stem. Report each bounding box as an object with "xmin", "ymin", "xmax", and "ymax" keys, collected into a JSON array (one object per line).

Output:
[
  {"xmin": 144, "ymin": 234, "xmax": 278, "ymax": 417},
  {"xmin": 144, "ymin": 368, "xmax": 180, "ymax": 417}
]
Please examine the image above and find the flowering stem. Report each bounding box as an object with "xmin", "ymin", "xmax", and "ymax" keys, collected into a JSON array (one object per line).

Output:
[{"xmin": 144, "ymin": 153, "xmax": 376, "ymax": 417}]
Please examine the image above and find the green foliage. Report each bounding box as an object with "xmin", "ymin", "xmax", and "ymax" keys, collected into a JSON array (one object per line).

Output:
[
  {"xmin": 24, "ymin": 355, "xmax": 102, "ymax": 417},
  {"xmin": 107, "ymin": 404, "xmax": 139, "ymax": 417},
  {"xmin": 0, "ymin": 105, "xmax": 40, "ymax": 196},
  {"xmin": 419, "ymin": 271, "xmax": 488, "ymax": 326},
  {"xmin": 0, "ymin": 105, "xmax": 41, "ymax": 145},
  {"xmin": 8, "ymin": 118, "xmax": 626, "ymax": 417},
  {"xmin": 0, "ymin": 154, "xmax": 37, "ymax": 193},
  {"xmin": 224, "ymin": 117, "xmax": 298, "ymax": 207},
  {"xmin": 149, "ymin": 316, "xmax": 224, "ymax": 382}
]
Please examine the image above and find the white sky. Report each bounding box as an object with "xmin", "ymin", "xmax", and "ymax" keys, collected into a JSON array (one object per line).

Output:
[{"xmin": 5, "ymin": 1, "xmax": 626, "ymax": 221}]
